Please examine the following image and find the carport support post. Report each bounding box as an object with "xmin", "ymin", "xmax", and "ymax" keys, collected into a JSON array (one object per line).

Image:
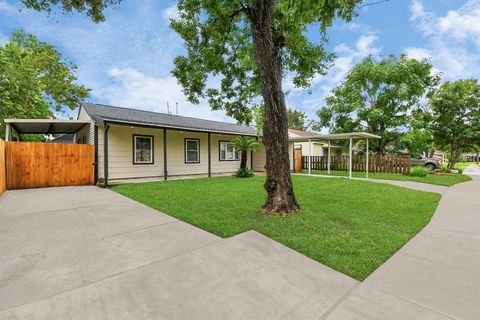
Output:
[
  {"xmin": 327, "ymin": 140, "xmax": 331, "ymax": 175},
  {"xmin": 348, "ymin": 137, "xmax": 353, "ymax": 179},
  {"xmin": 5, "ymin": 123, "xmax": 11, "ymax": 141},
  {"xmin": 365, "ymin": 139, "xmax": 369, "ymax": 179},
  {"xmin": 104, "ymin": 123, "xmax": 110, "ymax": 188},
  {"xmin": 308, "ymin": 139, "xmax": 312, "ymax": 175}
]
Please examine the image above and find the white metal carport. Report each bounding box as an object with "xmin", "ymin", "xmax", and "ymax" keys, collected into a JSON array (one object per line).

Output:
[{"xmin": 290, "ymin": 132, "xmax": 381, "ymax": 179}]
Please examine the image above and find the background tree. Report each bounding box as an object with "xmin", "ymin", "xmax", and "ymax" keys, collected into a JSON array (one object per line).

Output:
[
  {"xmin": 429, "ymin": 79, "xmax": 480, "ymax": 169},
  {"xmin": 0, "ymin": 30, "xmax": 89, "ymax": 140},
  {"xmin": 317, "ymin": 55, "xmax": 439, "ymax": 154},
  {"xmin": 253, "ymin": 105, "xmax": 309, "ymax": 132},
  {"xmin": 287, "ymin": 108, "xmax": 308, "ymax": 130},
  {"xmin": 396, "ymin": 129, "xmax": 434, "ymax": 158},
  {"xmin": 23, "ymin": 0, "xmax": 360, "ymax": 214}
]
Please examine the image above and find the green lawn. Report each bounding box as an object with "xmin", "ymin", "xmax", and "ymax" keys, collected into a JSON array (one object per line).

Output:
[
  {"xmin": 113, "ymin": 176, "xmax": 440, "ymax": 280},
  {"xmin": 301, "ymin": 169, "xmax": 471, "ymax": 186}
]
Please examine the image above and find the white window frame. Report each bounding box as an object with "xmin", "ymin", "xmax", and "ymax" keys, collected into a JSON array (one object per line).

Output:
[
  {"xmin": 133, "ymin": 135, "xmax": 154, "ymax": 164},
  {"xmin": 219, "ymin": 141, "xmax": 239, "ymax": 161},
  {"xmin": 185, "ymin": 138, "xmax": 200, "ymax": 164}
]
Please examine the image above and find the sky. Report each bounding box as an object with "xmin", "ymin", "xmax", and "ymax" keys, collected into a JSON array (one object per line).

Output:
[{"xmin": 1, "ymin": 0, "xmax": 479, "ymax": 125}]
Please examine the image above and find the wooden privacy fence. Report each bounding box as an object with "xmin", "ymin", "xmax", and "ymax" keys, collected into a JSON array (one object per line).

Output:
[
  {"xmin": 302, "ymin": 154, "xmax": 411, "ymax": 174},
  {"xmin": 0, "ymin": 139, "xmax": 5, "ymax": 195},
  {"xmin": 6, "ymin": 141, "xmax": 95, "ymax": 190}
]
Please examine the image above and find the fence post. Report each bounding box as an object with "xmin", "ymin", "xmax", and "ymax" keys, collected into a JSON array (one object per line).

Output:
[
  {"xmin": 366, "ymin": 139, "xmax": 369, "ymax": 178},
  {"xmin": 308, "ymin": 139, "xmax": 312, "ymax": 175}
]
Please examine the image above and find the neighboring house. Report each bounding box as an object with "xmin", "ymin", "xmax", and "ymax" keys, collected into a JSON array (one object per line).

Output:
[
  {"xmin": 74, "ymin": 103, "xmax": 294, "ymax": 185},
  {"xmin": 288, "ymin": 128, "xmax": 342, "ymax": 157}
]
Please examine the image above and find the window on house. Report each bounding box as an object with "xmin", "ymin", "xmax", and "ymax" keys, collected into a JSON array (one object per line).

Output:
[
  {"xmin": 219, "ymin": 141, "xmax": 239, "ymax": 161},
  {"xmin": 185, "ymin": 139, "xmax": 200, "ymax": 163},
  {"xmin": 133, "ymin": 135, "xmax": 154, "ymax": 164}
]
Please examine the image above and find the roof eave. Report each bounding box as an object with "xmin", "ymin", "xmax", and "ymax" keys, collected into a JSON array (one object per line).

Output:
[{"xmin": 96, "ymin": 117, "xmax": 259, "ymax": 137}]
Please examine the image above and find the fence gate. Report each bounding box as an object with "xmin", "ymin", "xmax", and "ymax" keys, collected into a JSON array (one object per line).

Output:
[{"xmin": 6, "ymin": 141, "xmax": 95, "ymax": 190}]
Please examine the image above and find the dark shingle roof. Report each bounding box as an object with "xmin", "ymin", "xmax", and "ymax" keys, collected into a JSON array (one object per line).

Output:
[{"xmin": 81, "ymin": 103, "xmax": 257, "ymax": 136}]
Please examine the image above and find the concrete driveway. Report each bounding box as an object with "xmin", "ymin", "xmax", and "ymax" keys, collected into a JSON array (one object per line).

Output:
[{"xmin": 0, "ymin": 186, "xmax": 356, "ymax": 320}]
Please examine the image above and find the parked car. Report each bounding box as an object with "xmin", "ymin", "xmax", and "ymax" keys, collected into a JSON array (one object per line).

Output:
[{"xmin": 410, "ymin": 155, "xmax": 440, "ymax": 170}]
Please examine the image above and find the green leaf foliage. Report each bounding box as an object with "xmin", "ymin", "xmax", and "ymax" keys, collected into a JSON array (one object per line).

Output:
[
  {"xmin": 0, "ymin": 31, "xmax": 90, "ymax": 140},
  {"xmin": 317, "ymin": 54, "xmax": 439, "ymax": 153},
  {"xmin": 22, "ymin": 0, "xmax": 122, "ymax": 22},
  {"xmin": 170, "ymin": 0, "xmax": 360, "ymax": 124},
  {"xmin": 429, "ymin": 79, "xmax": 480, "ymax": 168}
]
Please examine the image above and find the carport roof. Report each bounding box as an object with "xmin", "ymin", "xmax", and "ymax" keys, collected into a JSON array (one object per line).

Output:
[
  {"xmin": 289, "ymin": 132, "xmax": 381, "ymax": 141},
  {"xmin": 4, "ymin": 119, "xmax": 90, "ymax": 134}
]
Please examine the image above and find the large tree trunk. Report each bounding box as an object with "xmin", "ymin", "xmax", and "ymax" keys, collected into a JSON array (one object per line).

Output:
[{"xmin": 249, "ymin": 0, "xmax": 300, "ymax": 214}]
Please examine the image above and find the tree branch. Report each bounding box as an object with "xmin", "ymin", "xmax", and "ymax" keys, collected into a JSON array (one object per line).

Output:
[{"xmin": 357, "ymin": 0, "xmax": 390, "ymax": 9}]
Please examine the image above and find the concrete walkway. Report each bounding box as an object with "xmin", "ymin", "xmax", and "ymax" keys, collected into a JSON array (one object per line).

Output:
[
  {"xmin": 1, "ymin": 176, "xmax": 478, "ymax": 319},
  {"xmin": 0, "ymin": 186, "xmax": 357, "ymax": 320},
  {"xmin": 326, "ymin": 175, "xmax": 480, "ymax": 320},
  {"xmin": 294, "ymin": 172, "xmax": 449, "ymax": 194},
  {"xmin": 463, "ymin": 164, "xmax": 480, "ymax": 175}
]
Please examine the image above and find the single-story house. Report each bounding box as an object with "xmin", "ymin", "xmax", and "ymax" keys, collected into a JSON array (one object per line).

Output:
[
  {"xmin": 70, "ymin": 103, "xmax": 294, "ymax": 186},
  {"xmin": 5, "ymin": 103, "xmax": 380, "ymax": 188},
  {"xmin": 289, "ymin": 128, "xmax": 342, "ymax": 157}
]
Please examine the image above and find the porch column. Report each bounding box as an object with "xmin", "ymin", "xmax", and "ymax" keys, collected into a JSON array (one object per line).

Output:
[
  {"xmin": 348, "ymin": 137, "xmax": 353, "ymax": 179},
  {"xmin": 5, "ymin": 123, "xmax": 11, "ymax": 141},
  {"xmin": 327, "ymin": 140, "xmax": 331, "ymax": 175},
  {"xmin": 365, "ymin": 139, "xmax": 369, "ymax": 179},
  {"xmin": 208, "ymin": 132, "xmax": 211, "ymax": 177},
  {"xmin": 163, "ymin": 128, "xmax": 168, "ymax": 180},
  {"xmin": 308, "ymin": 139, "xmax": 312, "ymax": 175},
  {"xmin": 103, "ymin": 123, "xmax": 110, "ymax": 187}
]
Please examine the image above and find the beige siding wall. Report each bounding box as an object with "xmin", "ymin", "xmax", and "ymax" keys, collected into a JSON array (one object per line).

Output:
[
  {"xmin": 76, "ymin": 106, "xmax": 95, "ymax": 144},
  {"xmin": 296, "ymin": 142, "xmax": 325, "ymax": 156},
  {"xmin": 97, "ymin": 125, "xmax": 262, "ymax": 180},
  {"xmin": 98, "ymin": 125, "xmax": 164, "ymax": 180},
  {"xmin": 165, "ymin": 130, "xmax": 208, "ymax": 176},
  {"xmin": 210, "ymin": 134, "xmax": 252, "ymax": 174}
]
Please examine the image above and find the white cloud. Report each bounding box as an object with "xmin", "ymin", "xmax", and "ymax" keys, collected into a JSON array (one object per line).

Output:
[
  {"xmin": 98, "ymin": 67, "xmax": 231, "ymax": 122},
  {"xmin": 162, "ymin": 4, "xmax": 179, "ymax": 21},
  {"xmin": 404, "ymin": 47, "xmax": 431, "ymax": 60},
  {"xmin": 285, "ymin": 32, "xmax": 382, "ymax": 123},
  {"xmin": 408, "ymin": 0, "xmax": 480, "ymax": 80},
  {"xmin": 0, "ymin": 1, "xmax": 15, "ymax": 13},
  {"xmin": 437, "ymin": 1, "xmax": 480, "ymax": 46}
]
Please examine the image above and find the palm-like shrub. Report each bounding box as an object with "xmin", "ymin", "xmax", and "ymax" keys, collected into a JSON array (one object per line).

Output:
[{"xmin": 230, "ymin": 137, "xmax": 259, "ymax": 172}]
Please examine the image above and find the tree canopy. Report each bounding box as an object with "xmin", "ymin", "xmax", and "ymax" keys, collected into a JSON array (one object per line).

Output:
[
  {"xmin": 317, "ymin": 54, "xmax": 439, "ymax": 154},
  {"xmin": 0, "ymin": 30, "xmax": 89, "ymax": 139},
  {"xmin": 428, "ymin": 79, "xmax": 480, "ymax": 168},
  {"xmin": 170, "ymin": 0, "xmax": 358, "ymax": 124}
]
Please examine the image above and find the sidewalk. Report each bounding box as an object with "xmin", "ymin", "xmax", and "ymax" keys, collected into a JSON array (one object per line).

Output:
[{"xmin": 326, "ymin": 175, "xmax": 480, "ymax": 319}]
